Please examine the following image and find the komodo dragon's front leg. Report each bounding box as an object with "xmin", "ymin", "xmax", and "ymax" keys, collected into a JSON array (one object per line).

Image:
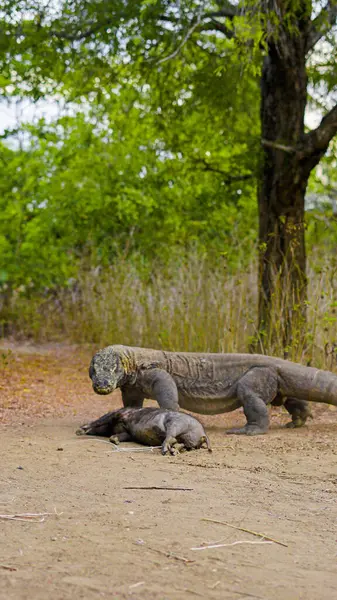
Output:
[
  {"xmin": 122, "ymin": 369, "xmax": 180, "ymax": 411},
  {"xmin": 227, "ymin": 367, "xmax": 278, "ymax": 435},
  {"xmin": 121, "ymin": 387, "xmax": 145, "ymax": 409}
]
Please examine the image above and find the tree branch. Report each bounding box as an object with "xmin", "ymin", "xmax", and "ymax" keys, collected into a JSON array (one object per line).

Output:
[
  {"xmin": 158, "ymin": 3, "xmax": 240, "ymax": 26},
  {"xmin": 52, "ymin": 25, "xmax": 104, "ymax": 41},
  {"xmin": 223, "ymin": 173, "xmax": 254, "ymax": 184},
  {"xmin": 301, "ymin": 103, "xmax": 337, "ymax": 158},
  {"xmin": 199, "ymin": 18, "xmax": 235, "ymax": 37},
  {"xmin": 157, "ymin": 3, "xmax": 239, "ymax": 55},
  {"xmin": 157, "ymin": 17, "xmax": 202, "ymax": 64},
  {"xmin": 199, "ymin": 2, "xmax": 239, "ymax": 37},
  {"xmin": 306, "ymin": 1, "xmax": 337, "ymax": 52},
  {"xmin": 263, "ymin": 105, "xmax": 337, "ymax": 173},
  {"xmin": 156, "ymin": 1, "xmax": 211, "ymax": 64},
  {"xmin": 51, "ymin": 17, "xmax": 117, "ymax": 41},
  {"xmin": 195, "ymin": 158, "xmax": 254, "ymax": 183},
  {"xmin": 203, "ymin": 7, "xmax": 239, "ymax": 20}
]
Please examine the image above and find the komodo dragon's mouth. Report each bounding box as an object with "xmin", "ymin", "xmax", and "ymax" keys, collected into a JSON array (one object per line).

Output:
[{"xmin": 92, "ymin": 384, "xmax": 116, "ymax": 395}]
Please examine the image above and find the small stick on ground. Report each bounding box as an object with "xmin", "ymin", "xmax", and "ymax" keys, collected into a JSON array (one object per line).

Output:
[
  {"xmin": 124, "ymin": 486, "xmax": 193, "ymax": 491},
  {"xmin": 129, "ymin": 581, "xmax": 145, "ymax": 589},
  {"xmin": 77, "ymin": 438, "xmax": 112, "ymax": 445},
  {"xmin": 201, "ymin": 518, "xmax": 288, "ymax": 547},
  {"xmin": 191, "ymin": 540, "xmax": 273, "ymax": 550},
  {"xmin": 0, "ymin": 516, "xmax": 45, "ymax": 522},
  {"xmin": 145, "ymin": 545, "xmax": 194, "ymax": 564},
  {"xmin": 175, "ymin": 588, "xmax": 204, "ymax": 597},
  {"xmin": 209, "ymin": 580, "xmax": 221, "ymax": 589},
  {"xmin": 0, "ymin": 564, "xmax": 17, "ymax": 571},
  {"xmin": 0, "ymin": 511, "xmax": 63, "ymax": 523}
]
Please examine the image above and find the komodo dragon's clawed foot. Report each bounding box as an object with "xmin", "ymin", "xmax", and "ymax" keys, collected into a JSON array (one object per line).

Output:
[
  {"xmin": 284, "ymin": 398, "xmax": 313, "ymax": 429},
  {"xmin": 285, "ymin": 414, "xmax": 313, "ymax": 429},
  {"xmin": 226, "ymin": 426, "xmax": 268, "ymax": 436},
  {"xmin": 285, "ymin": 420, "xmax": 303, "ymax": 429},
  {"xmin": 161, "ymin": 437, "xmax": 184, "ymax": 455},
  {"xmin": 109, "ymin": 435, "xmax": 120, "ymax": 444},
  {"xmin": 172, "ymin": 442, "xmax": 187, "ymax": 453},
  {"xmin": 76, "ymin": 424, "xmax": 92, "ymax": 436}
]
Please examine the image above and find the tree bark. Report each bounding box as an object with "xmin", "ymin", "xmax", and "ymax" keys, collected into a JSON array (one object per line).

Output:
[
  {"xmin": 258, "ymin": 15, "xmax": 310, "ymax": 348},
  {"xmin": 257, "ymin": 2, "xmax": 337, "ymax": 350}
]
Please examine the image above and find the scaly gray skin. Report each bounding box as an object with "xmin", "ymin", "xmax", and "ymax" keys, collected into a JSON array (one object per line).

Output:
[
  {"xmin": 76, "ymin": 407, "xmax": 212, "ymax": 455},
  {"xmin": 88, "ymin": 345, "xmax": 337, "ymax": 436}
]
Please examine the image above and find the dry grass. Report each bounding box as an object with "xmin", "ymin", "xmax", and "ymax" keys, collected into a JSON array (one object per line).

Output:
[{"xmin": 2, "ymin": 252, "xmax": 337, "ymax": 368}]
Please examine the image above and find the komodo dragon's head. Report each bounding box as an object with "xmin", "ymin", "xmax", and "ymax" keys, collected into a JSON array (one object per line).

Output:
[{"xmin": 89, "ymin": 346, "xmax": 126, "ymax": 394}]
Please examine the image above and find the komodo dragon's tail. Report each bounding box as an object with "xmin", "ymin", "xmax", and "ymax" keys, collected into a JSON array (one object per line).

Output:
[
  {"xmin": 278, "ymin": 361, "xmax": 337, "ymax": 406},
  {"xmin": 200, "ymin": 434, "xmax": 212, "ymax": 453}
]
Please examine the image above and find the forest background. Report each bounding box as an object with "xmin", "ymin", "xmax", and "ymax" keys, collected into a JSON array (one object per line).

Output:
[{"xmin": 0, "ymin": 0, "xmax": 337, "ymax": 367}]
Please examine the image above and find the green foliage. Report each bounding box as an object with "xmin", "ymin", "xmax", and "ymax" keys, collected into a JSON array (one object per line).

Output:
[
  {"xmin": 0, "ymin": 4, "xmax": 265, "ymax": 291},
  {"xmin": 306, "ymin": 136, "xmax": 337, "ymax": 257},
  {"xmin": 0, "ymin": 1, "xmax": 264, "ymax": 292},
  {"xmin": 0, "ymin": 90, "xmax": 258, "ymax": 290}
]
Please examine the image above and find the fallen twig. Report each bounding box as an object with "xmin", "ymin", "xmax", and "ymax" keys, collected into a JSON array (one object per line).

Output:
[
  {"xmin": 209, "ymin": 580, "xmax": 221, "ymax": 589},
  {"xmin": 145, "ymin": 545, "xmax": 194, "ymax": 564},
  {"xmin": 77, "ymin": 438, "xmax": 113, "ymax": 445},
  {"xmin": 0, "ymin": 516, "xmax": 45, "ymax": 522},
  {"xmin": 201, "ymin": 518, "xmax": 288, "ymax": 547},
  {"xmin": 124, "ymin": 486, "xmax": 193, "ymax": 491},
  {"xmin": 175, "ymin": 588, "xmax": 203, "ymax": 597},
  {"xmin": 0, "ymin": 510, "xmax": 63, "ymax": 523},
  {"xmin": 129, "ymin": 581, "xmax": 145, "ymax": 589},
  {"xmin": 191, "ymin": 540, "xmax": 273, "ymax": 550},
  {"xmin": 0, "ymin": 564, "xmax": 17, "ymax": 571},
  {"xmin": 110, "ymin": 445, "xmax": 161, "ymax": 452}
]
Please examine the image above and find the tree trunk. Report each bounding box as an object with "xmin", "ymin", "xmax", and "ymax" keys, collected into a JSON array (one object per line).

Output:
[{"xmin": 258, "ymin": 28, "xmax": 310, "ymax": 350}]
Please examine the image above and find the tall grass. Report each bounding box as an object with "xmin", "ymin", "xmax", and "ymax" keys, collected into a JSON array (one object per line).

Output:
[{"xmin": 2, "ymin": 252, "xmax": 337, "ymax": 368}]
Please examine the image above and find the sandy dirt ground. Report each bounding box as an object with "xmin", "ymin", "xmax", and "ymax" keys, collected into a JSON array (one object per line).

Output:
[{"xmin": 0, "ymin": 342, "xmax": 336, "ymax": 600}]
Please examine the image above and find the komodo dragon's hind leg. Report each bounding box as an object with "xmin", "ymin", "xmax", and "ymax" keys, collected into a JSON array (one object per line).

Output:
[
  {"xmin": 226, "ymin": 367, "xmax": 278, "ymax": 436},
  {"xmin": 284, "ymin": 397, "xmax": 313, "ymax": 428}
]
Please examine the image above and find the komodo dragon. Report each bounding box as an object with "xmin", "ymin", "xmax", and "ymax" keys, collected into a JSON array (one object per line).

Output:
[{"xmin": 89, "ymin": 345, "xmax": 337, "ymax": 435}]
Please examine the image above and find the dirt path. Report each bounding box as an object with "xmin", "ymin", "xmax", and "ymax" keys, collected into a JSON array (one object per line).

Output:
[{"xmin": 1, "ymin": 343, "xmax": 336, "ymax": 600}]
